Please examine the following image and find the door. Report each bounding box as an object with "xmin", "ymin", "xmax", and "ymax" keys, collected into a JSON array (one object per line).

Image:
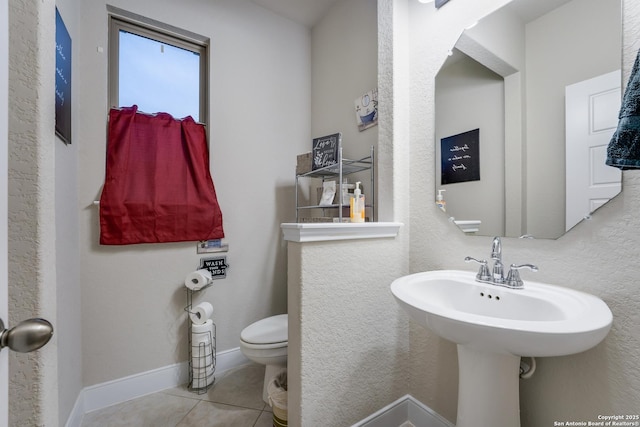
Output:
[
  {"xmin": 1, "ymin": 0, "xmax": 9, "ymax": 424},
  {"xmin": 565, "ymin": 70, "xmax": 622, "ymax": 232}
]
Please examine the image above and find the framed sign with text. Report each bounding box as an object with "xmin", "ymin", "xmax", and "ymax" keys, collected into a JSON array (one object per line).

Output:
[
  {"xmin": 312, "ymin": 133, "xmax": 341, "ymax": 170},
  {"xmin": 55, "ymin": 8, "xmax": 72, "ymax": 144},
  {"xmin": 440, "ymin": 128, "xmax": 480, "ymax": 185}
]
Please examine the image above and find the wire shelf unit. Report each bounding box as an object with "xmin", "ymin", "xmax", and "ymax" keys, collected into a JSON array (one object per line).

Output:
[{"xmin": 295, "ymin": 145, "xmax": 375, "ymax": 222}]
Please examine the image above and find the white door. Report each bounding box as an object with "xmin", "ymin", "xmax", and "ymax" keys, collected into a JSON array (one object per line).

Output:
[
  {"xmin": 1, "ymin": 0, "xmax": 9, "ymax": 424},
  {"xmin": 566, "ymin": 70, "xmax": 622, "ymax": 232}
]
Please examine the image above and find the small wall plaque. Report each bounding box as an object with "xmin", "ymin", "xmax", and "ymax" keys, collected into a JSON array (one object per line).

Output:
[
  {"xmin": 198, "ymin": 257, "xmax": 229, "ymax": 280},
  {"xmin": 354, "ymin": 89, "xmax": 378, "ymax": 131}
]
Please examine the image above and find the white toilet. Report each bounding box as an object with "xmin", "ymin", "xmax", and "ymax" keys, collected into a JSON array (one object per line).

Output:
[{"xmin": 239, "ymin": 314, "xmax": 288, "ymax": 403}]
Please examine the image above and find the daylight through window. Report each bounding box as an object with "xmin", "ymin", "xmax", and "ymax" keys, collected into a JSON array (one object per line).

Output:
[{"xmin": 109, "ymin": 15, "xmax": 208, "ymax": 123}]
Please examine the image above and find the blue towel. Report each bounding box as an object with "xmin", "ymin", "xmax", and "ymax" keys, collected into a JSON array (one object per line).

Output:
[{"xmin": 606, "ymin": 50, "xmax": 640, "ymax": 169}]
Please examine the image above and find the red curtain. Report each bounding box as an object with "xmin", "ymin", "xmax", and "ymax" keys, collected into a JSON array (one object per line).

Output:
[{"xmin": 99, "ymin": 106, "xmax": 224, "ymax": 245}]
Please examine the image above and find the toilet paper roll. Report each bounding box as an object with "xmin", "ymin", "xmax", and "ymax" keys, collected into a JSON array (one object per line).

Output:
[
  {"xmin": 184, "ymin": 269, "xmax": 213, "ymax": 291},
  {"xmin": 192, "ymin": 319, "xmax": 215, "ymax": 345},
  {"xmin": 192, "ymin": 352, "xmax": 213, "ymax": 369},
  {"xmin": 191, "ymin": 366, "xmax": 215, "ymax": 389},
  {"xmin": 190, "ymin": 318, "xmax": 215, "ymax": 389},
  {"xmin": 191, "ymin": 340, "xmax": 213, "ymax": 357},
  {"xmin": 189, "ymin": 302, "xmax": 214, "ymax": 325}
]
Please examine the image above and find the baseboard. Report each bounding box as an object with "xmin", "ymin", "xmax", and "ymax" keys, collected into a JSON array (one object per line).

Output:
[
  {"xmin": 351, "ymin": 394, "xmax": 454, "ymax": 427},
  {"xmin": 65, "ymin": 347, "xmax": 249, "ymax": 427}
]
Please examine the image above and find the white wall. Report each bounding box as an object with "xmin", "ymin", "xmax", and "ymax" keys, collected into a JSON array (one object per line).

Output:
[
  {"xmin": 76, "ymin": 0, "xmax": 310, "ymax": 387},
  {"xmin": 54, "ymin": 0, "xmax": 83, "ymax": 423},
  {"xmin": 7, "ymin": 0, "xmax": 59, "ymax": 425},
  {"xmin": 311, "ymin": 0, "xmax": 378, "ymax": 160},
  {"xmin": 310, "ymin": 0, "xmax": 379, "ymax": 216},
  {"xmin": 405, "ymin": 0, "xmax": 640, "ymax": 425}
]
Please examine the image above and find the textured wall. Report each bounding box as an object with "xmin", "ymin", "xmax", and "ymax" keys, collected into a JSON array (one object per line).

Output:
[
  {"xmin": 8, "ymin": 0, "xmax": 59, "ymax": 424},
  {"xmin": 404, "ymin": 0, "xmax": 640, "ymax": 425},
  {"xmin": 0, "ymin": 0, "xmax": 8, "ymax": 421},
  {"xmin": 289, "ymin": 237, "xmax": 410, "ymax": 426},
  {"xmin": 289, "ymin": 0, "xmax": 412, "ymax": 425}
]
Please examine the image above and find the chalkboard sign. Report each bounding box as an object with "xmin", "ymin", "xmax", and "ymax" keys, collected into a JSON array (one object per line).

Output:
[
  {"xmin": 312, "ymin": 133, "xmax": 341, "ymax": 170},
  {"xmin": 441, "ymin": 129, "xmax": 480, "ymax": 185},
  {"xmin": 55, "ymin": 8, "xmax": 72, "ymax": 145}
]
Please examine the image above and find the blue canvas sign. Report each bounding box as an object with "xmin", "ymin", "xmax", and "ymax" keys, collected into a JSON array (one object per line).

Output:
[{"xmin": 55, "ymin": 8, "xmax": 72, "ymax": 144}]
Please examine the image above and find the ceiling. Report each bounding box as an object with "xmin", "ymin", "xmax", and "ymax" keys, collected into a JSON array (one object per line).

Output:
[
  {"xmin": 250, "ymin": 0, "xmax": 574, "ymax": 28},
  {"xmin": 250, "ymin": 0, "xmax": 341, "ymax": 27}
]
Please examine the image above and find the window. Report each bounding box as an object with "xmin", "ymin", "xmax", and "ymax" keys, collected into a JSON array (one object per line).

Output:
[{"xmin": 108, "ymin": 10, "xmax": 208, "ymax": 123}]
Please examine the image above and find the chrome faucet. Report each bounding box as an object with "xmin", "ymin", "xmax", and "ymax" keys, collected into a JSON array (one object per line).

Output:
[
  {"xmin": 490, "ymin": 236, "xmax": 505, "ymax": 284},
  {"xmin": 465, "ymin": 236, "xmax": 538, "ymax": 289}
]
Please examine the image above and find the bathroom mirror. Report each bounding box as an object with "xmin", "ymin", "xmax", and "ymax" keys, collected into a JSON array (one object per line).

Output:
[{"xmin": 435, "ymin": 0, "xmax": 622, "ymax": 239}]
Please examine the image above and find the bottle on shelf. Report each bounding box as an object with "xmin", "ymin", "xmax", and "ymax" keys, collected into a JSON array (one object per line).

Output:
[
  {"xmin": 350, "ymin": 182, "xmax": 365, "ymax": 223},
  {"xmin": 436, "ymin": 189, "xmax": 446, "ymax": 212}
]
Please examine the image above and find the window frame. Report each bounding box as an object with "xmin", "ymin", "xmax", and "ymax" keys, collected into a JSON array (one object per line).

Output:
[{"xmin": 108, "ymin": 11, "xmax": 209, "ymax": 125}]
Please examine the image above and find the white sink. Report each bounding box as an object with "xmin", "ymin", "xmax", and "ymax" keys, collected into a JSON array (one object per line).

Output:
[
  {"xmin": 390, "ymin": 270, "xmax": 612, "ymax": 427},
  {"xmin": 391, "ymin": 269, "xmax": 612, "ymax": 357}
]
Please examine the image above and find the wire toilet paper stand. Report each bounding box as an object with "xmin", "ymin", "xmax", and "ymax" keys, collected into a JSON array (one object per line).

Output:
[{"xmin": 185, "ymin": 287, "xmax": 216, "ymax": 394}]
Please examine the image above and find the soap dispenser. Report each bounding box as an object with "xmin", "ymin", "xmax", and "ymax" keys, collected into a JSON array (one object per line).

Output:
[
  {"xmin": 436, "ymin": 189, "xmax": 446, "ymax": 212},
  {"xmin": 350, "ymin": 181, "xmax": 365, "ymax": 223}
]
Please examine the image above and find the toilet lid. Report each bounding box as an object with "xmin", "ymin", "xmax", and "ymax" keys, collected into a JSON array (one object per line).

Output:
[{"xmin": 241, "ymin": 314, "xmax": 288, "ymax": 345}]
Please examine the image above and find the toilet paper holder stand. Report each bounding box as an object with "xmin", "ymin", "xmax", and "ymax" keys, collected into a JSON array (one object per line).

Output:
[{"xmin": 185, "ymin": 287, "xmax": 217, "ymax": 394}]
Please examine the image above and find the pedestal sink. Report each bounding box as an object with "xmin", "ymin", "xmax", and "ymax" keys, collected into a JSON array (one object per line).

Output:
[{"xmin": 390, "ymin": 270, "xmax": 612, "ymax": 427}]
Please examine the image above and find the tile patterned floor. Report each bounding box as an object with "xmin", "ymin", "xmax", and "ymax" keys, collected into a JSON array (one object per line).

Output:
[{"xmin": 81, "ymin": 363, "xmax": 274, "ymax": 427}]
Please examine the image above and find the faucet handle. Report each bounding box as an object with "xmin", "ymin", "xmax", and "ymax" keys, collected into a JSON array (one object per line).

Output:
[
  {"xmin": 465, "ymin": 257, "xmax": 492, "ymax": 282},
  {"xmin": 505, "ymin": 264, "xmax": 538, "ymax": 289}
]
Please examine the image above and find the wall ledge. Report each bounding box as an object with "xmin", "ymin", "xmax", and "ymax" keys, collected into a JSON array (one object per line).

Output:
[{"xmin": 281, "ymin": 222, "xmax": 403, "ymax": 242}]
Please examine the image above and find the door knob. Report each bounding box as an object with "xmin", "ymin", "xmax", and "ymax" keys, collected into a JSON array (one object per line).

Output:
[{"xmin": 0, "ymin": 317, "xmax": 53, "ymax": 353}]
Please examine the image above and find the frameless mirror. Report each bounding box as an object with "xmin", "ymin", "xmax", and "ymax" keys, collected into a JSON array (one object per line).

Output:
[{"xmin": 435, "ymin": 0, "xmax": 622, "ymax": 239}]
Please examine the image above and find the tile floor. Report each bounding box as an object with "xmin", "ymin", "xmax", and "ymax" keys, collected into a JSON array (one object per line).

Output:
[{"xmin": 81, "ymin": 363, "xmax": 274, "ymax": 427}]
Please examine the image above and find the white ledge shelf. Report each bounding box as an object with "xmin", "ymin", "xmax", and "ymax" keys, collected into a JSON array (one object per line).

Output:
[{"xmin": 281, "ymin": 222, "xmax": 403, "ymax": 243}]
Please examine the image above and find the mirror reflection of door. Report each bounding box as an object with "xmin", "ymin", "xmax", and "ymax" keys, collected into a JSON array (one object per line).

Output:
[
  {"xmin": 565, "ymin": 71, "xmax": 622, "ymax": 232},
  {"xmin": 434, "ymin": 0, "xmax": 622, "ymax": 239}
]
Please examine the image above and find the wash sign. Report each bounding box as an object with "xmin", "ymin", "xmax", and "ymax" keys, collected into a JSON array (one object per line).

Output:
[{"xmin": 198, "ymin": 257, "xmax": 229, "ymax": 280}]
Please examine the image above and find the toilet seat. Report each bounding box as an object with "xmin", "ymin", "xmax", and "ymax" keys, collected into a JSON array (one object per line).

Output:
[
  {"xmin": 240, "ymin": 314, "xmax": 288, "ymax": 346},
  {"xmin": 240, "ymin": 340, "xmax": 287, "ymax": 351},
  {"xmin": 239, "ymin": 314, "xmax": 288, "ymax": 405}
]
